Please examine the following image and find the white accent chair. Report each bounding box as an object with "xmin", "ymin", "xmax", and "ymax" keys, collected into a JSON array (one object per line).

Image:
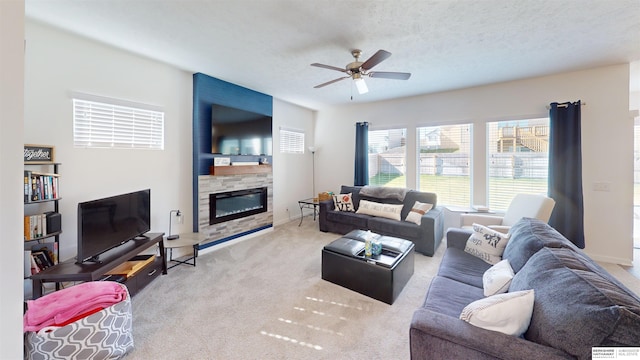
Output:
[{"xmin": 460, "ymin": 194, "xmax": 555, "ymax": 233}]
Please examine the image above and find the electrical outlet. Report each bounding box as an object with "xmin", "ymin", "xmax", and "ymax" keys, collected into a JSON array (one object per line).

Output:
[{"xmin": 592, "ymin": 182, "xmax": 611, "ymax": 192}]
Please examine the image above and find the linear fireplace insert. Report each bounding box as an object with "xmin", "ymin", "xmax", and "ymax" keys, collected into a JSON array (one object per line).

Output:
[{"xmin": 209, "ymin": 187, "xmax": 268, "ymax": 225}]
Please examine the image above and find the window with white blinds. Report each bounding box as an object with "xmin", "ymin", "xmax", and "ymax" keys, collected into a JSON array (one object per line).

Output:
[
  {"xmin": 368, "ymin": 128, "xmax": 407, "ymax": 187},
  {"xmin": 279, "ymin": 127, "xmax": 305, "ymax": 154},
  {"xmin": 417, "ymin": 124, "xmax": 472, "ymax": 206},
  {"xmin": 487, "ymin": 118, "xmax": 549, "ymax": 211},
  {"xmin": 73, "ymin": 98, "xmax": 164, "ymax": 149}
]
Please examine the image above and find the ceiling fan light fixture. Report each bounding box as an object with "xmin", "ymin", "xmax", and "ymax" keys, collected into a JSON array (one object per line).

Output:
[
  {"xmin": 311, "ymin": 49, "xmax": 410, "ymax": 94},
  {"xmin": 354, "ymin": 75, "xmax": 368, "ymax": 94}
]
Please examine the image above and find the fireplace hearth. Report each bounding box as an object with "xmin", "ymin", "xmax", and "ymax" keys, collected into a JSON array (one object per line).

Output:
[{"xmin": 209, "ymin": 187, "xmax": 268, "ymax": 225}]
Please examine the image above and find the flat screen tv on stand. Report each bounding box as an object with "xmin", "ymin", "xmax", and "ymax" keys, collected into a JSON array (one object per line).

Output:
[{"xmin": 76, "ymin": 189, "xmax": 151, "ymax": 264}]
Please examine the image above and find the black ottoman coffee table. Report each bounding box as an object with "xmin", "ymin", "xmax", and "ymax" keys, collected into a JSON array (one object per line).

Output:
[{"xmin": 321, "ymin": 230, "xmax": 415, "ymax": 304}]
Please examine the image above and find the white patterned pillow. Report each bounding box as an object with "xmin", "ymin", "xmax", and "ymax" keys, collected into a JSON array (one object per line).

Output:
[
  {"xmin": 460, "ymin": 289, "xmax": 535, "ymax": 336},
  {"xmin": 333, "ymin": 193, "xmax": 355, "ymax": 212},
  {"xmin": 464, "ymin": 223, "xmax": 510, "ymax": 265},
  {"xmin": 356, "ymin": 200, "xmax": 404, "ymax": 221},
  {"xmin": 404, "ymin": 201, "xmax": 433, "ymax": 225},
  {"xmin": 483, "ymin": 259, "xmax": 514, "ymax": 296}
]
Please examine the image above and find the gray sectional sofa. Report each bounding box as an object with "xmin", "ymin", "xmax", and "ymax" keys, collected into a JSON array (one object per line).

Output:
[
  {"xmin": 318, "ymin": 185, "xmax": 444, "ymax": 256},
  {"xmin": 410, "ymin": 218, "xmax": 640, "ymax": 359}
]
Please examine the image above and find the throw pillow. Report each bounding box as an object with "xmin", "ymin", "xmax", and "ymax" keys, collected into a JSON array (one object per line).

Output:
[
  {"xmin": 333, "ymin": 193, "xmax": 355, "ymax": 212},
  {"xmin": 464, "ymin": 223, "xmax": 510, "ymax": 265},
  {"xmin": 482, "ymin": 259, "xmax": 514, "ymax": 296},
  {"xmin": 404, "ymin": 201, "xmax": 433, "ymax": 225},
  {"xmin": 460, "ymin": 289, "xmax": 535, "ymax": 337},
  {"xmin": 356, "ymin": 200, "xmax": 404, "ymax": 221}
]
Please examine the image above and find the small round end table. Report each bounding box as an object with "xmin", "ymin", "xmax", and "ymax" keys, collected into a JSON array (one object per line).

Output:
[{"xmin": 163, "ymin": 233, "xmax": 205, "ymax": 269}]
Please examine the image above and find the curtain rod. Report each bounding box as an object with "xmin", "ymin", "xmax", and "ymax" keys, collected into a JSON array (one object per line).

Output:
[{"xmin": 546, "ymin": 101, "xmax": 586, "ymax": 110}]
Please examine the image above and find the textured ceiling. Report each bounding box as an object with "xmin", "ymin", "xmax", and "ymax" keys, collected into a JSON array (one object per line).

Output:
[{"xmin": 25, "ymin": 0, "xmax": 640, "ymax": 110}]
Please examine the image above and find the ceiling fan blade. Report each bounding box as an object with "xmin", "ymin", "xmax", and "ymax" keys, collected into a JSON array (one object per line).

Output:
[
  {"xmin": 368, "ymin": 71, "xmax": 412, "ymax": 80},
  {"xmin": 314, "ymin": 76, "xmax": 349, "ymax": 88},
  {"xmin": 311, "ymin": 63, "xmax": 347, "ymax": 73},
  {"xmin": 360, "ymin": 49, "xmax": 391, "ymax": 71}
]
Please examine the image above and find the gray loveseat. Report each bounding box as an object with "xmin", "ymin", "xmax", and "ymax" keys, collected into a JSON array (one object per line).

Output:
[
  {"xmin": 410, "ymin": 218, "xmax": 640, "ymax": 360},
  {"xmin": 318, "ymin": 185, "xmax": 444, "ymax": 256}
]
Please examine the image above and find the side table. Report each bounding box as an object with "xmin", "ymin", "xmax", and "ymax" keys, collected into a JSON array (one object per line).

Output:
[
  {"xmin": 163, "ymin": 233, "xmax": 205, "ymax": 269},
  {"xmin": 297, "ymin": 197, "xmax": 320, "ymax": 226}
]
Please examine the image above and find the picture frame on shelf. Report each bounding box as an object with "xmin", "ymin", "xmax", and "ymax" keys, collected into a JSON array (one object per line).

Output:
[{"xmin": 24, "ymin": 144, "xmax": 55, "ymax": 163}]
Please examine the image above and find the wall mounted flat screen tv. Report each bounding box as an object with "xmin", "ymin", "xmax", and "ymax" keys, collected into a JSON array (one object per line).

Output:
[
  {"xmin": 211, "ymin": 104, "xmax": 272, "ymax": 156},
  {"xmin": 76, "ymin": 189, "xmax": 151, "ymax": 264}
]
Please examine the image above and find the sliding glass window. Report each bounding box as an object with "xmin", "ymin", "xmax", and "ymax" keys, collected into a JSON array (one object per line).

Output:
[
  {"xmin": 417, "ymin": 124, "xmax": 472, "ymax": 206},
  {"xmin": 487, "ymin": 118, "xmax": 549, "ymax": 211},
  {"xmin": 368, "ymin": 128, "xmax": 407, "ymax": 187}
]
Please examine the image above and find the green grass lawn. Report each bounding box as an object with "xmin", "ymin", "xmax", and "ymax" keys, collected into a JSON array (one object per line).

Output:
[{"xmin": 369, "ymin": 173, "xmax": 548, "ymax": 210}]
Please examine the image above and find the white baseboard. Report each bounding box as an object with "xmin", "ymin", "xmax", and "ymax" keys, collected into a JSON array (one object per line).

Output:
[{"xmin": 586, "ymin": 252, "xmax": 633, "ymax": 267}]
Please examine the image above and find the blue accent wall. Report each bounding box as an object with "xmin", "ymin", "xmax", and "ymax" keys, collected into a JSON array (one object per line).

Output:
[{"xmin": 192, "ymin": 72, "xmax": 273, "ymax": 232}]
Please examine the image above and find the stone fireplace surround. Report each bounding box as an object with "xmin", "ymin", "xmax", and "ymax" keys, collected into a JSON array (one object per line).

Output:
[{"xmin": 197, "ymin": 172, "xmax": 273, "ymax": 249}]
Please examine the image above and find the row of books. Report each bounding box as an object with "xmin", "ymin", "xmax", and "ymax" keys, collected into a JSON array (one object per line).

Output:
[
  {"xmin": 24, "ymin": 171, "xmax": 59, "ymax": 202},
  {"xmin": 24, "ymin": 213, "xmax": 53, "ymax": 240},
  {"xmin": 25, "ymin": 244, "xmax": 58, "ymax": 276}
]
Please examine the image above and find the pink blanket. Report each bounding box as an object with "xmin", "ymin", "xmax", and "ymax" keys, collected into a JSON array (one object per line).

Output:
[{"xmin": 24, "ymin": 281, "xmax": 127, "ymax": 333}]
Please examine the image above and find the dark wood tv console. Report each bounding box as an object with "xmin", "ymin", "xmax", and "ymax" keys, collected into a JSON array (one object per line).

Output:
[{"xmin": 30, "ymin": 233, "xmax": 167, "ymax": 299}]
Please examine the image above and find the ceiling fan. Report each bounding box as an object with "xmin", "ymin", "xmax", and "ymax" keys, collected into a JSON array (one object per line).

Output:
[{"xmin": 311, "ymin": 49, "xmax": 411, "ymax": 94}]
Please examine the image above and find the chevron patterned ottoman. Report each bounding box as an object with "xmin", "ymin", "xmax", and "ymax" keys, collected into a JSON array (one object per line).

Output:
[{"xmin": 24, "ymin": 282, "xmax": 133, "ymax": 360}]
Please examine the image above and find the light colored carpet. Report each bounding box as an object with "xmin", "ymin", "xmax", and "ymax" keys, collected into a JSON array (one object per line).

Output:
[{"xmin": 126, "ymin": 219, "xmax": 443, "ymax": 359}]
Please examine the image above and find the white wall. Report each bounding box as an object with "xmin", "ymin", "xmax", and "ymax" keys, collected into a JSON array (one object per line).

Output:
[
  {"xmin": 631, "ymin": 60, "xmax": 639, "ymax": 111},
  {"xmin": 1, "ymin": 1, "xmax": 26, "ymax": 357},
  {"xmin": 315, "ymin": 64, "xmax": 634, "ymax": 265},
  {"xmin": 272, "ymin": 98, "xmax": 316, "ymax": 225},
  {"xmin": 24, "ymin": 20, "xmax": 193, "ymax": 261}
]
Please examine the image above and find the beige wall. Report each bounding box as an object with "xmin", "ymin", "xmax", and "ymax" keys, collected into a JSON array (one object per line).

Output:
[{"xmin": 315, "ymin": 64, "xmax": 633, "ymax": 265}]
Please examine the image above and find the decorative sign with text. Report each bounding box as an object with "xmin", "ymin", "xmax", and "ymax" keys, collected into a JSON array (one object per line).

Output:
[{"xmin": 24, "ymin": 145, "xmax": 55, "ymax": 163}]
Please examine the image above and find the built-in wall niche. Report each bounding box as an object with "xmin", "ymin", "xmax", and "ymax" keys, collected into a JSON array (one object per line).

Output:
[{"xmin": 193, "ymin": 72, "xmax": 273, "ymax": 177}]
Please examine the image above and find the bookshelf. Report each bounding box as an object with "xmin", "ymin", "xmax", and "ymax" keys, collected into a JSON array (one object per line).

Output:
[{"xmin": 24, "ymin": 162, "xmax": 61, "ymax": 297}]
